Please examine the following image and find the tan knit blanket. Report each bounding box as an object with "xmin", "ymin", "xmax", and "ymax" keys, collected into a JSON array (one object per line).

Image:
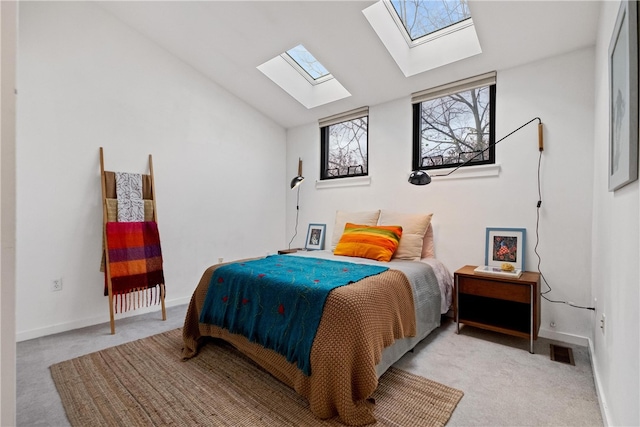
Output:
[{"xmin": 182, "ymin": 261, "xmax": 416, "ymax": 426}]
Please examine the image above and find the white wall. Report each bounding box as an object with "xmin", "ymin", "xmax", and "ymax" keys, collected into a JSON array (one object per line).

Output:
[
  {"xmin": 591, "ymin": 1, "xmax": 640, "ymax": 426},
  {"xmin": 287, "ymin": 47, "xmax": 595, "ymax": 342},
  {"xmin": 16, "ymin": 2, "xmax": 287, "ymax": 340},
  {"xmin": 1, "ymin": 1, "xmax": 18, "ymax": 424},
  {"xmin": 14, "ymin": 2, "xmax": 639, "ymax": 426}
]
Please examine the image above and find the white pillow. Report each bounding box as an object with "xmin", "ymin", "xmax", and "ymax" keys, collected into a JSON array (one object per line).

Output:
[
  {"xmin": 378, "ymin": 210, "xmax": 433, "ymax": 261},
  {"xmin": 421, "ymin": 223, "xmax": 435, "ymax": 258},
  {"xmin": 331, "ymin": 210, "xmax": 381, "ymax": 250}
]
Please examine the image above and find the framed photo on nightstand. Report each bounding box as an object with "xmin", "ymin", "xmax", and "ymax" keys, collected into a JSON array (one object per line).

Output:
[
  {"xmin": 484, "ymin": 227, "xmax": 526, "ymax": 271},
  {"xmin": 305, "ymin": 223, "xmax": 326, "ymax": 250}
]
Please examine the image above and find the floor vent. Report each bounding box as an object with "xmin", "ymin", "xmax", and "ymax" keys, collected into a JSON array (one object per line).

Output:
[{"xmin": 550, "ymin": 344, "xmax": 575, "ymax": 365}]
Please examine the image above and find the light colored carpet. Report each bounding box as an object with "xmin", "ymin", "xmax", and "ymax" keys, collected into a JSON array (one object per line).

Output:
[
  {"xmin": 17, "ymin": 304, "xmax": 603, "ymax": 426},
  {"xmin": 395, "ymin": 320, "xmax": 604, "ymax": 426},
  {"xmin": 50, "ymin": 328, "xmax": 463, "ymax": 426}
]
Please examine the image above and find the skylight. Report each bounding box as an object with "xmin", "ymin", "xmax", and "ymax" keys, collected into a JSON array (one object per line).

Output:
[
  {"xmin": 363, "ymin": 0, "xmax": 481, "ymax": 77},
  {"xmin": 282, "ymin": 44, "xmax": 332, "ymax": 84},
  {"xmin": 258, "ymin": 44, "xmax": 350, "ymax": 109},
  {"xmin": 389, "ymin": 0, "xmax": 471, "ymax": 43}
]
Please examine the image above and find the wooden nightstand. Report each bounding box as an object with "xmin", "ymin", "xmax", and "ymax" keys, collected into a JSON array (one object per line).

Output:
[
  {"xmin": 454, "ymin": 265, "xmax": 541, "ymax": 353},
  {"xmin": 277, "ymin": 248, "xmax": 303, "ymax": 255}
]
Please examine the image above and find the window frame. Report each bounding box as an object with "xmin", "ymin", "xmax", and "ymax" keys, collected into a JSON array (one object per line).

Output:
[
  {"xmin": 281, "ymin": 44, "xmax": 334, "ymax": 86},
  {"xmin": 385, "ymin": 0, "xmax": 472, "ymax": 48},
  {"xmin": 411, "ymin": 75, "xmax": 496, "ymax": 172},
  {"xmin": 319, "ymin": 108, "xmax": 369, "ymax": 181}
]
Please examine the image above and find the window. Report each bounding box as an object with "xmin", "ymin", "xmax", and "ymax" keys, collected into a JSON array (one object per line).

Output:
[
  {"xmin": 389, "ymin": 0, "xmax": 471, "ymax": 44},
  {"xmin": 363, "ymin": 0, "xmax": 481, "ymax": 77},
  {"xmin": 412, "ymin": 72, "xmax": 496, "ymax": 172},
  {"xmin": 258, "ymin": 45, "xmax": 350, "ymax": 109},
  {"xmin": 320, "ymin": 107, "xmax": 369, "ymax": 180},
  {"xmin": 282, "ymin": 44, "xmax": 333, "ymax": 85}
]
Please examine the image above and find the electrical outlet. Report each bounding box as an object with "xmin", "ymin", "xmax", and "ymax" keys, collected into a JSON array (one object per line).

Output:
[
  {"xmin": 600, "ymin": 313, "xmax": 605, "ymax": 333},
  {"xmin": 51, "ymin": 278, "xmax": 63, "ymax": 292}
]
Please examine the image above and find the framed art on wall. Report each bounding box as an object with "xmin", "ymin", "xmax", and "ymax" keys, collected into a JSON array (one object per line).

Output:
[
  {"xmin": 305, "ymin": 223, "xmax": 326, "ymax": 250},
  {"xmin": 484, "ymin": 227, "xmax": 526, "ymax": 271},
  {"xmin": 608, "ymin": 0, "xmax": 638, "ymax": 192}
]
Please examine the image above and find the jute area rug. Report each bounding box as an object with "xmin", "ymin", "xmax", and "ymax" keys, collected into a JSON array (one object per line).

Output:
[{"xmin": 51, "ymin": 328, "xmax": 463, "ymax": 426}]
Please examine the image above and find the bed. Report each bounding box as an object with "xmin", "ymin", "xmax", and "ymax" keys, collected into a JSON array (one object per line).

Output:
[{"xmin": 182, "ymin": 210, "xmax": 453, "ymax": 426}]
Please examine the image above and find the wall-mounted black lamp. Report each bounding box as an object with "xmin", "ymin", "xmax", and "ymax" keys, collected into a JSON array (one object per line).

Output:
[
  {"xmin": 409, "ymin": 117, "xmax": 544, "ymax": 185},
  {"xmin": 290, "ymin": 158, "xmax": 304, "ymax": 189},
  {"xmin": 288, "ymin": 158, "xmax": 304, "ymax": 249}
]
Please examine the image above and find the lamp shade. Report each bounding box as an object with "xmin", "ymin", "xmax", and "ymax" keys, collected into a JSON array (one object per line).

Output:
[
  {"xmin": 290, "ymin": 175, "xmax": 304, "ymax": 189},
  {"xmin": 408, "ymin": 170, "xmax": 431, "ymax": 185},
  {"xmin": 290, "ymin": 157, "xmax": 304, "ymax": 189}
]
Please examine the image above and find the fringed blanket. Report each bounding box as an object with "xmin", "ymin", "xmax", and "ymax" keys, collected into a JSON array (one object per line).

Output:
[
  {"xmin": 104, "ymin": 221, "xmax": 164, "ymax": 313},
  {"xmin": 199, "ymin": 255, "xmax": 388, "ymax": 375}
]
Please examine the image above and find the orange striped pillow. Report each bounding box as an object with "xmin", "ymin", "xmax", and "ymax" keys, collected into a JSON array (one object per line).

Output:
[{"xmin": 334, "ymin": 223, "xmax": 403, "ymax": 262}]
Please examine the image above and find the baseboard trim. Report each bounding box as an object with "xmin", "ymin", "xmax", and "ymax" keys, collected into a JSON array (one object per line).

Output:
[
  {"xmin": 588, "ymin": 337, "xmax": 611, "ymax": 427},
  {"xmin": 538, "ymin": 328, "xmax": 589, "ymax": 346},
  {"xmin": 16, "ymin": 296, "xmax": 191, "ymax": 342}
]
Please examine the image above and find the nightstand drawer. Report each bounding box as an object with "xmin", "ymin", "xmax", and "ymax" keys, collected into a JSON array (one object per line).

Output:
[{"xmin": 458, "ymin": 276, "xmax": 530, "ymax": 303}]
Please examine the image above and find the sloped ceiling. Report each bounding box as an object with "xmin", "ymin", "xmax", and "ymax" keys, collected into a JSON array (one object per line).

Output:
[{"xmin": 99, "ymin": 1, "xmax": 601, "ymax": 129}]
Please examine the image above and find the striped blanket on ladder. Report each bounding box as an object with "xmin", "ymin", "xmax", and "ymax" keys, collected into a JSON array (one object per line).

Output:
[{"xmin": 104, "ymin": 221, "xmax": 165, "ymax": 313}]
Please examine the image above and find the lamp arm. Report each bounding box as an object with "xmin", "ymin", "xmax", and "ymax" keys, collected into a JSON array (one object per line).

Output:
[{"xmin": 431, "ymin": 117, "xmax": 542, "ymax": 178}]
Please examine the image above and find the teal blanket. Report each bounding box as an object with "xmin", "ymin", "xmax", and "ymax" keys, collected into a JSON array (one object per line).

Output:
[{"xmin": 199, "ymin": 255, "xmax": 388, "ymax": 375}]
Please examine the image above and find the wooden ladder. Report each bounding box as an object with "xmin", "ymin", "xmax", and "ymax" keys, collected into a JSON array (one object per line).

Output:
[{"xmin": 99, "ymin": 147, "xmax": 166, "ymax": 334}]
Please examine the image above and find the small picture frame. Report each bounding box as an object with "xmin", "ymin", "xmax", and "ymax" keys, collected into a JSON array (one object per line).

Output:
[
  {"xmin": 305, "ymin": 223, "xmax": 326, "ymax": 250},
  {"xmin": 484, "ymin": 227, "xmax": 526, "ymax": 271}
]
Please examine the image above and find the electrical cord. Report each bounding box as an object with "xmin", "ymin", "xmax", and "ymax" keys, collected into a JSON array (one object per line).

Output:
[
  {"xmin": 534, "ymin": 150, "xmax": 595, "ymax": 311},
  {"xmin": 288, "ymin": 185, "xmax": 301, "ymax": 249}
]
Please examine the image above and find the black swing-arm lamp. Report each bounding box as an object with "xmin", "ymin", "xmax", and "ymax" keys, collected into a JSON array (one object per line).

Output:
[
  {"xmin": 409, "ymin": 117, "xmax": 544, "ymax": 185},
  {"xmin": 290, "ymin": 157, "xmax": 304, "ymax": 189},
  {"xmin": 288, "ymin": 158, "xmax": 304, "ymax": 249}
]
